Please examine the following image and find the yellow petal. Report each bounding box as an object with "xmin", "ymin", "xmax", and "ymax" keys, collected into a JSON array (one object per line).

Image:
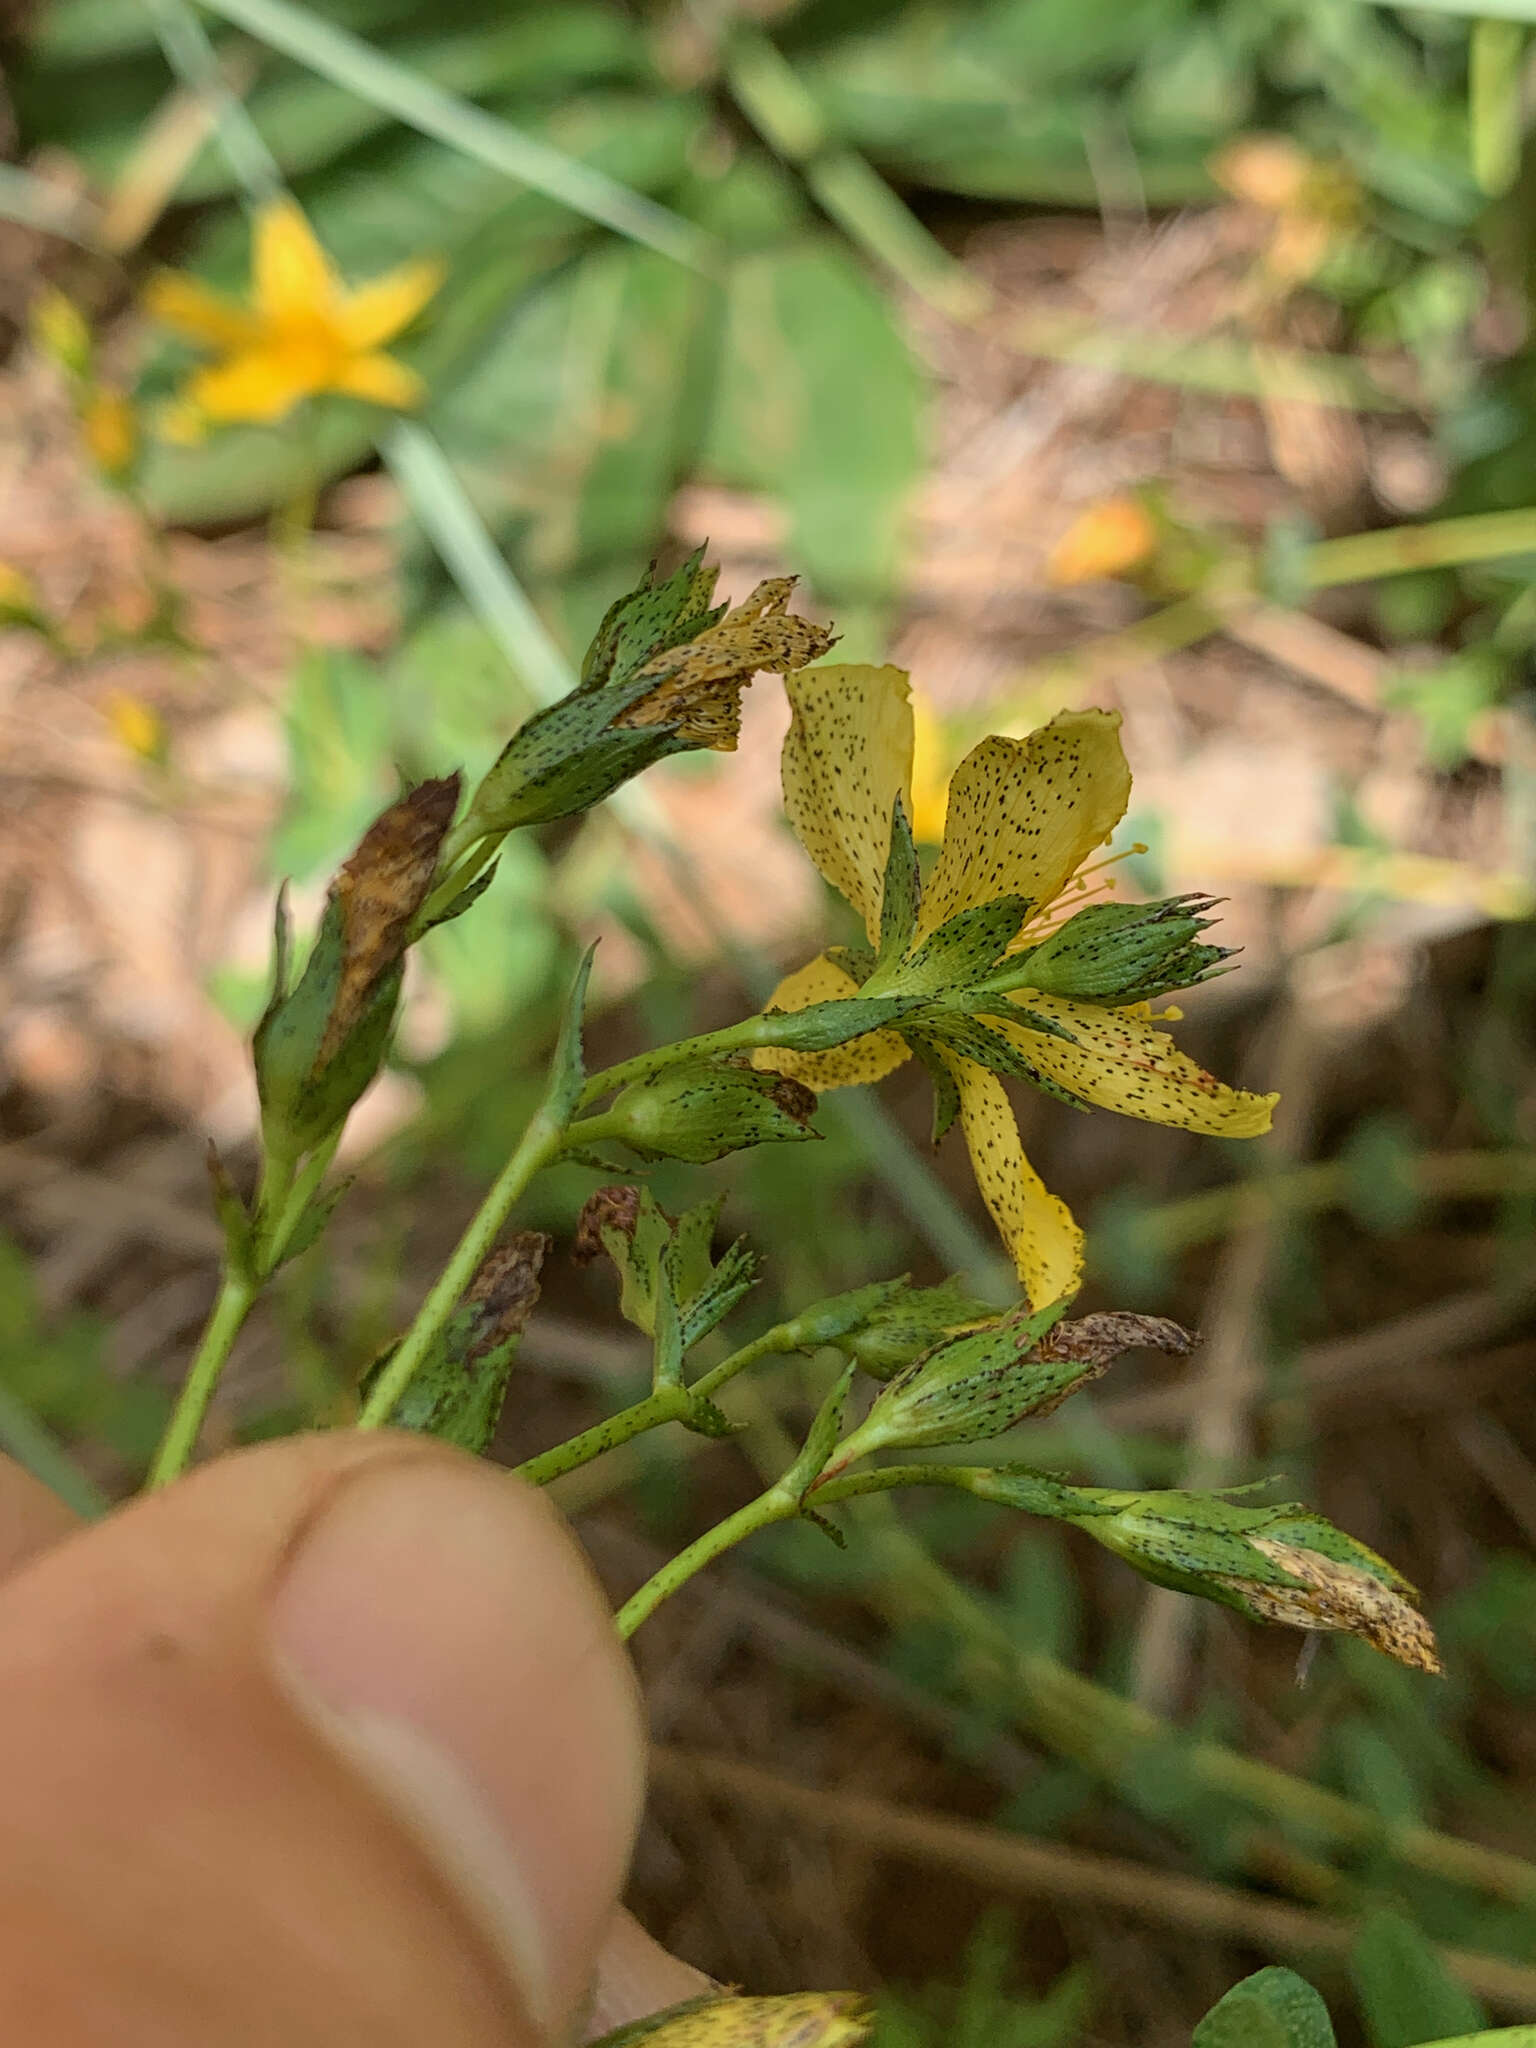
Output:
[
  {"xmin": 908, "ymin": 691, "xmax": 951, "ymax": 844},
  {"xmin": 751, "ymin": 952, "xmax": 910, "ymax": 1091},
  {"xmin": 997, "ymin": 993, "xmax": 1279, "ymax": 1136},
  {"xmin": 252, "ymin": 197, "xmax": 338, "ymax": 321},
  {"xmin": 333, "ymin": 349, "xmax": 425, "ymax": 410},
  {"xmin": 950, "ymin": 1056, "xmax": 1083, "ymax": 1309},
  {"xmin": 782, "ymin": 664, "xmax": 914, "ymax": 945},
  {"xmin": 186, "ymin": 349, "xmax": 319, "ymax": 425},
  {"xmin": 336, "ymin": 256, "xmax": 445, "ymax": 350},
  {"xmin": 915, "ymin": 709, "xmax": 1132, "ymax": 941},
  {"xmin": 142, "ymin": 271, "xmax": 261, "ymax": 351}
]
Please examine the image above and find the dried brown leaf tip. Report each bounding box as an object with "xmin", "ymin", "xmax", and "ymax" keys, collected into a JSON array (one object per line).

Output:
[
  {"xmin": 591, "ymin": 1992, "xmax": 873, "ymax": 2048},
  {"xmin": 573, "ymin": 1184, "xmax": 642, "ymax": 1264},
  {"xmin": 1035, "ymin": 1312, "xmax": 1198, "ymax": 1367},
  {"xmin": 321, "ymin": 774, "xmax": 460, "ymax": 1063},
  {"xmin": 616, "ymin": 579, "xmax": 837, "ymax": 750},
  {"xmin": 1240, "ymin": 1538, "xmax": 1443, "ymax": 1675},
  {"xmin": 462, "ymin": 1231, "xmax": 549, "ymax": 1359}
]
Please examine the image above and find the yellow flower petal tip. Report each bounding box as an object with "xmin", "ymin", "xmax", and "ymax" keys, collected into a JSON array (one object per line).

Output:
[
  {"xmin": 144, "ymin": 197, "xmax": 443, "ymax": 432},
  {"xmin": 80, "ymin": 387, "xmax": 138, "ymax": 477},
  {"xmin": 1045, "ymin": 496, "xmax": 1159, "ymax": 586}
]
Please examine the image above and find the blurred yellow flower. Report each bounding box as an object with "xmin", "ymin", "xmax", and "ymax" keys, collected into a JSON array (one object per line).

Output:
[
  {"xmin": 1045, "ymin": 495, "xmax": 1158, "ymax": 587},
  {"xmin": 0, "ymin": 561, "xmax": 40, "ymax": 621},
  {"xmin": 754, "ymin": 666, "xmax": 1275, "ymax": 1305},
  {"xmin": 80, "ymin": 386, "xmax": 138, "ymax": 480},
  {"xmin": 143, "ymin": 197, "xmax": 443, "ymax": 433},
  {"xmin": 104, "ymin": 689, "xmax": 166, "ymax": 763}
]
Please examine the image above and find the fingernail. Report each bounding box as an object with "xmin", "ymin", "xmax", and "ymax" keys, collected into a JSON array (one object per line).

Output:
[{"xmin": 267, "ymin": 1454, "xmax": 644, "ymax": 2033}]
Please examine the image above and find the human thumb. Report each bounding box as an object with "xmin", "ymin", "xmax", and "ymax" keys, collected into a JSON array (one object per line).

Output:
[{"xmin": 0, "ymin": 1432, "xmax": 646, "ymax": 2048}]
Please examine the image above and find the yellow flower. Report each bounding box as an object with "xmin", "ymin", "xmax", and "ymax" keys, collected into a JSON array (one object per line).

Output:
[
  {"xmin": 143, "ymin": 197, "xmax": 443, "ymax": 432},
  {"xmin": 80, "ymin": 386, "xmax": 138, "ymax": 480},
  {"xmin": 1045, "ymin": 495, "xmax": 1159, "ymax": 587},
  {"xmin": 104, "ymin": 689, "xmax": 166, "ymax": 763},
  {"xmin": 753, "ymin": 665, "xmax": 1276, "ymax": 1305},
  {"xmin": 908, "ymin": 689, "xmax": 951, "ymax": 844}
]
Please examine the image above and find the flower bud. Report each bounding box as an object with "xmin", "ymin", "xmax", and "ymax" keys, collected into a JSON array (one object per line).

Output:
[
  {"xmin": 827, "ymin": 1276, "xmax": 998, "ymax": 1380},
  {"xmin": 590, "ymin": 1992, "xmax": 872, "ymax": 2048},
  {"xmin": 364, "ymin": 1232, "xmax": 547, "ymax": 1452},
  {"xmin": 1000, "ymin": 895, "xmax": 1232, "ymax": 1005},
  {"xmin": 991, "ymin": 1483, "xmax": 1441, "ymax": 1675},
  {"xmin": 826, "ymin": 1309, "xmax": 1194, "ymax": 1469},
  {"xmin": 460, "ymin": 554, "xmax": 835, "ymax": 839},
  {"xmin": 253, "ymin": 775, "xmax": 458, "ymax": 1157},
  {"xmin": 596, "ymin": 1060, "xmax": 820, "ymax": 1164}
]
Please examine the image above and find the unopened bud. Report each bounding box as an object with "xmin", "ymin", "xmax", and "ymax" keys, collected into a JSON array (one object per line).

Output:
[
  {"xmin": 827, "ymin": 1306, "xmax": 1193, "ymax": 1469},
  {"xmin": 1000, "ymin": 895, "xmax": 1232, "ymax": 1005},
  {"xmin": 827, "ymin": 1276, "xmax": 998, "ymax": 1380},
  {"xmin": 596, "ymin": 1060, "xmax": 819, "ymax": 1164},
  {"xmin": 254, "ymin": 775, "xmax": 458, "ymax": 1156},
  {"xmin": 461, "ymin": 554, "xmax": 834, "ymax": 839},
  {"xmin": 998, "ymin": 1483, "xmax": 1442, "ymax": 1675}
]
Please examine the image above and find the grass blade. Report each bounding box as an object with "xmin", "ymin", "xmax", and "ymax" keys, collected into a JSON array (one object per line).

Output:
[{"xmin": 189, "ymin": 0, "xmax": 715, "ymax": 270}]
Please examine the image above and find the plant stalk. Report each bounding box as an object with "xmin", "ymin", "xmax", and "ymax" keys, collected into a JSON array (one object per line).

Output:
[
  {"xmin": 615, "ymin": 1482, "xmax": 799, "ymax": 1638},
  {"xmin": 357, "ymin": 1107, "xmax": 567, "ymax": 1430}
]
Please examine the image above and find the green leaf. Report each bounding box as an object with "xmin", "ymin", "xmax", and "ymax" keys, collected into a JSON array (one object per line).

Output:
[
  {"xmin": 875, "ymin": 793, "xmax": 921, "ymax": 972},
  {"xmin": 1192, "ymin": 1968, "xmax": 1337, "ymax": 2048},
  {"xmin": 703, "ymin": 237, "xmax": 924, "ymax": 603},
  {"xmin": 1351, "ymin": 1910, "xmax": 1487, "ymax": 2048}
]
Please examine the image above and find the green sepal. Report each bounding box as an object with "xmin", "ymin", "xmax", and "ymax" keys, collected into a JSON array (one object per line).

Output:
[
  {"xmin": 205, "ymin": 1141, "xmax": 256, "ymax": 1284},
  {"xmin": 542, "ymin": 944, "xmax": 597, "ymax": 1127},
  {"xmin": 993, "ymin": 895, "xmax": 1234, "ymax": 1005},
  {"xmin": 675, "ymin": 1234, "xmax": 758, "ymax": 1351},
  {"xmin": 829, "ymin": 1274, "xmax": 1001, "ymax": 1381},
  {"xmin": 829, "ymin": 1294, "xmax": 1078, "ymax": 1463},
  {"xmin": 802, "ymin": 1505, "xmax": 848, "ymax": 1548},
  {"xmin": 461, "ymin": 685, "xmax": 677, "ymax": 838},
  {"xmin": 599, "ymin": 1058, "xmax": 819, "ymax": 1164},
  {"xmin": 905, "ymin": 1034, "xmax": 962, "ymax": 1144},
  {"xmin": 783, "ymin": 1363, "xmax": 858, "ymax": 1498},
  {"xmin": 917, "ymin": 1012, "xmax": 1090, "ymax": 1112},
  {"xmin": 270, "ymin": 1173, "xmax": 354, "ymax": 1274},
  {"xmin": 874, "ymin": 792, "xmax": 920, "ymax": 973},
  {"xmin": 580, "ymin": 546, "xmax": 725, "ymax": 693},
  {"xmin": 417, "ymin": 860, "xmax": 498, "ymax": 934},
  {"xmin": 894, "ymin": 894, "xmax": 1029, "ymax": 994},
  {"xmin": 777, "ymin": 1277, "xmax": 912, "ymax": 1350},
  {"xmin": 824, "ymin": 944, "xmax": 876, "ymax": 985},
  {"xmin": 651, "ymin": 1264, "xmax": 685, "ymax": 1389}
]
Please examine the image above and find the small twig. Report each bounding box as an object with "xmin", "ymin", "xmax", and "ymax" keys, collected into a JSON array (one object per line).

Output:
[{"xmin": 654, "ymin": 1749, "xmax": 1536, "ymax": 2012}]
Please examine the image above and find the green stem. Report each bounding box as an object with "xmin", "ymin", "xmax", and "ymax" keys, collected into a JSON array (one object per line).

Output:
[
  {"xmin": 576, "ymin": 1015, "xmax": 778, "ymax": 1112},
  {"xmin": 614, "ymin": 1482, "xmax": 800, "ymax": 1638},
  {"xmin": 144, "ymin": 1142, "xmax": 312, "ymax": 1490},
  {"xmin": 357, "ymin": 1107, "xmax": 567, "ymax": 1430},
  {"xmin": 1306, "ymin": 509, "xmax": 1536, "ymax": 589},
  {"xmin": 144, "ymin": 1268, "xmax": 257, "ymax": 1489},
  {"xmin": 691, "ymin": 1326, "xmax": 804, "ymax": 1402},
  {"xmin": 516, "ymin": 1386, "xmax": 688, "ymax": 1486}
]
